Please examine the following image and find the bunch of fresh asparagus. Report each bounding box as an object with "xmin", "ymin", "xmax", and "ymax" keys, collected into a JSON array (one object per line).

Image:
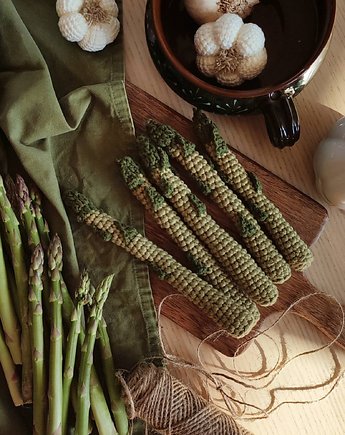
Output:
[{"xmin": 0, "ymin": 175, "xmax": 128, "ymax": 435}]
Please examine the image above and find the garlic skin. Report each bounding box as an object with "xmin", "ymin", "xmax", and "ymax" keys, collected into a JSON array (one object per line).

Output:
[
  {"xmin": 194, "ymin": 13, "xmax": 267, "ymax": 86},
  {"xmin": 184, "ymin": 0, "xmax": 259, "ymax": 25},
  {"xmin": 314, "ymin": 117, "xmax": 345, "ymax": 210},
  {"xmin": 56, "ymin": 0, "xmax": 120, "ymax": 52}
]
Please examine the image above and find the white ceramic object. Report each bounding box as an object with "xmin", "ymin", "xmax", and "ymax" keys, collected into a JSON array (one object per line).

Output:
[
  {"xmin": 184, "ymin": 0, "xmax": 259, "ymax": 25},
  {"xmin": 314, "ymin": 117, "xmax": 345, "ymax": 209}
]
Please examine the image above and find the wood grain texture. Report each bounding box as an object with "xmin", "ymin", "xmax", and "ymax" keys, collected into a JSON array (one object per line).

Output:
[
  {"xmin": 124, "ymin": 2, "xmax": 345, "ymax": 433},
  {"xmin": 126, "ymin": 82, "xmax": 344, "ymax": 356}
]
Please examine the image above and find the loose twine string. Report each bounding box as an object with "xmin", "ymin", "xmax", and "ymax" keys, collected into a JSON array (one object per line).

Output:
[{"xmin": 117, "ymin": 292, "xmax": 345, "ymax": 434}]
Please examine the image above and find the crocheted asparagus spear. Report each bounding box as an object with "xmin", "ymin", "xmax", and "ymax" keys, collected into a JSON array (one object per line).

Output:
[
  {"xmin": 137, "ymin": 139, "xmax": 279, "ymax": 307},
  {"xmin": 65, "ymin": 191, "xmax": 260, "ymax": 338},
  {"xmin": 193, "ymin": 110, "xmax": 313, "ymax": 271},
  {"xmin": 76, "ymin": 274, "xmax": 114, "ymax": 435},
  {"xmin": 0, "ymin": 175, "xmax": 32, "ymax": 403},
  {"xmin": 146, "ymin": 120, "xmax": 291, "ymax": 284},
  {"xmin": 28, "ymin": 245, "xmax": 47, "ymax": 435},
  {"xmin": 119, "ymin": 156, "xmax": 263, "ymax": 310},
  {"xmin": 47, "ymin": 235, "xmax": 63, "ymax": 435}
]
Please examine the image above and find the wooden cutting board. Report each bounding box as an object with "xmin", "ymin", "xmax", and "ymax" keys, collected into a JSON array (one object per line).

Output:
[{"xmin": 126, "ymin": 82, "xmax": 345, "ymax": 357}]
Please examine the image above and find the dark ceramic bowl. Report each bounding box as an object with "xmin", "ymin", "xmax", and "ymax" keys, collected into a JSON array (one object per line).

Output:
[{"xmin": 145, "ymin": 0, "xmax": 336, "ymax": 148}]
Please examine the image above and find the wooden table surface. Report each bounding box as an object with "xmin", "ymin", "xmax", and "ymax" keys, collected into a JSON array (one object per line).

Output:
[{"xmin": 124, "ymin": 2, "xmax": 345, "ymax": 434}]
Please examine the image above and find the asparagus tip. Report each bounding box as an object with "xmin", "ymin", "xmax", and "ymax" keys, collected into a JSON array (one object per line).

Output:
[
  {"xmin": 64, "ymin": 191, "xmax": 96, "ymax": 221},
  {"xmin": 118, "ymin": 156, "xmax": 145, "ymax": 191}
]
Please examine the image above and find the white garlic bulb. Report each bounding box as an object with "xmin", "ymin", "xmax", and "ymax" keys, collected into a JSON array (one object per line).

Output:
[
  {"xmin": 194, "ymin": 13, "xmax": 267, "ymax": 86},
  {"xmin": 314, "ymin": 117, "xmax": 345, "ymax": 210},
  {"xmin": 56, "ymin": 0, "xmax": 120, "ymax": 52},
  {"xmin": 184, "ymin": 0, "xmax": 259, "ymax": 25}
]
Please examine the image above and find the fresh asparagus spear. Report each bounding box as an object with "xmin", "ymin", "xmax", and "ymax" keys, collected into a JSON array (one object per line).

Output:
[
  {"xmin": 17, "ymin": 175, "xmax": 40, "ymax": 250},
  {"xmin": 146, "ymin": 120, "xmax": 291, "ymax": 284},
  {"xmin": 28, "ymin": 244, "xmax": 47, "ymax": 435},
  {"xmin": 193, "ymin": 110, "xmax": 313, "ymax": 271},
  {"xmin": 0, "ymin": 324, "xmax": 23, "ymax": 407},
  {"xmin": 66, "ymin": 191, "xmax": 259, "ymax": 338},
  {"xmin": 62, "ymin": 271, "xmax": 91, "ymax": 435},
  {"xmin": 30, "ymin": 189, "xmax": 116, "ymax": 435},
  {"xmin": 0, "ymin": 175, "xmax": 32, "ymax": 403},
  {"xmin": 47, "ymin": 235, "xmax": 64, "ymax": 435},
  {"xmin": 76, "ymin": 274, "xmax": 114, "ymax": 435},
  {"xmin": 0, "ymin": 232, "xmax": 22, "ymax": 364},
  {"xmin": 30, "ymin": 185, "xmax": 50, "ymax": 251},
  {"xmin": 98, "ymin": 316, "xmax": 129, "ymax": 435}
]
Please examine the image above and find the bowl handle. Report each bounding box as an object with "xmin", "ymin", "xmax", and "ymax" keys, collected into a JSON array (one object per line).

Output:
[{"xmin": 262, "ymin": 93, "xmax": 300, "ymax": 148}]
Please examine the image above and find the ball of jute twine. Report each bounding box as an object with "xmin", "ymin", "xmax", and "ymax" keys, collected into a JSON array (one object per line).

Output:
[
  {"xmin": 116, "ymin": 292, "xmax": 345, "ymax": 434},
  {"xmin": 123, "ymin": 362, "xmax": 252, "ymax": 435}
]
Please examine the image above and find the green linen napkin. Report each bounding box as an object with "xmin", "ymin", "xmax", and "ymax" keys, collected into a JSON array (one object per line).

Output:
[{"xmin": 0, "ymin": 0, "xmax": 162, "ymax": 432}]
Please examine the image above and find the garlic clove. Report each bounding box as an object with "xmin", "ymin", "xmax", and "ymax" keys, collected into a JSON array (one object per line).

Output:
[
  {"xmin": 58, "ymin": 12, "xmax": 89, "ymax": 42},
  {"xmin": 78, "ymin": 19, "xmax": 119, "ymax": 52},
  {"xmin": 237, "ymin": 48, "xmax": 267, "ymax": 80},
  {"xmin": 184, "ymin": 0, "xmax": 260, "ymax": 25},
  {"xmin": 184, "ymin": 0, "xmax": 222, "ymax": 25},
  {"xmin": 235, "ymin": 23, "xmax": 265, "ymax": 57},
  {"xmin": 217, "ymin": 69, "xmax": 242, "ymax": 86},
  {"xmin": 194, "ymin": 22, "xmax": 219, "ymax": 56},
  {"xmin": 79, "ymin": 24, "xmax": 108, "ymax": 52},
  {"xmin": 56, "ymin": 0, "xmax": 84, "ymax": 17},
  {"xmin": 314, "ymin": 121, "xmax": 345, "ymax": 209},
  {"xmin": 214, "ymin": 13, "xmax": 243, "ymax": 50},
  {"xmin": 99, "ymin": 0, "xmax": 119, "ymax": 17},
  {"xmin": 196, "ymin": 55, "xmax": 217, "ymax": 76},
  {"xmin": 105, "ymin": 16, "xmax": 121, "ymax": 44}
]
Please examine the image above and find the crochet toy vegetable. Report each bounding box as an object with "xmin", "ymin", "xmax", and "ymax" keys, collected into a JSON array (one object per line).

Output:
[
  {"xmin": 119, "ymin": 155, "xmax": 261, "ymax": 314},
  {"xmin": 56, "ymin": 0, "xmax": 120, "ymax": 52},
  {"xmin": 66, "ymin": 191, "xmax": 260, "ymax": 338},
  {"xmin": 136, "ymin": 139, "xmax": 279, "ymax": 307},
  {"xmin": 193, "ymin": 110, "xmax": 314, "ymax": 271},
  {"xmin": 146, "ymin": 120, "xmax": 291, "ymax": 284},
  {"xmin": 184, "ymin": 0, "xmax": 259, "ymax": 25},
  {"xmin": 194, "ymin": 13, "xmax": 267, "ymax": 86}
]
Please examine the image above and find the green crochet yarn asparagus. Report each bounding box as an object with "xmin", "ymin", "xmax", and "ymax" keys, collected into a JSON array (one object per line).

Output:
[
  {"xmin": 146, "ymin": 120, "xmax": 291, "ymax": 285},
  {"xmin": 65, "ymin": 191, "xmax": 260, "ymax": 338},
  {"xmin": 192, "ymin": 109, "xmax": 313, "ymax": 272},
  {"xmin": 118, "ymin": 155, "xmax": 261, "ymax": 314},
  {"xmin": 136, "ymin": 139, "xmax": 278, "ymax": 307}
]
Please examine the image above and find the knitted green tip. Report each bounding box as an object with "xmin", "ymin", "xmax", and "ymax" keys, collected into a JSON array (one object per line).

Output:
[
  {"xmin": 146, "ymin": 120, "xmax": 196, "ymax": 157},
  {"xmin": 118, "ymin": 156, "xmax": 145, "ymax": 191},
  {"xmin": 137, "ymin": 135, "xmax": 171, "ymax": 172},
  {"xmin": 239, "ymin": 215, "xmax": 257, "ymax": 238},
  {"xmin": 247, "ymin": 172, "xmax": 263, "ymax": 194},
  {"xmin": 188, "ymin": 193, "xmax": 206, "ymax": 217},
  {"xmin": 193, "ymin": 109, "xmax": 228, "ymax": 157},
  {"xmin": 64, "ymin": 191, "xmax": 97, "ymax": 222},
  {"xmin": 145, "ymin": 186, "xmax": 165, "ymax": 212},
  {"xmin": 146, "ymin": 119, "xmax": 176, "ymax": 149}
]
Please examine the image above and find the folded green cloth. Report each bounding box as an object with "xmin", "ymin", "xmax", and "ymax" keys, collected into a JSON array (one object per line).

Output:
[{"xmin": 0, "ymin": 0, "xmax": 162, "ymax": 432}]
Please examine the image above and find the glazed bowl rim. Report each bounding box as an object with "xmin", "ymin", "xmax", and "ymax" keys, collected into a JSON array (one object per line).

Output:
[{"xmin": 151, "ymin": 0, "xmax": 337, "ymax": 98}]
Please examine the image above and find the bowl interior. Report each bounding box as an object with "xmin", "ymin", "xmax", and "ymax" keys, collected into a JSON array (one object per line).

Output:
[{"xmin": 159, "ymin": 0, "xmax": 334, "ymax": 92}]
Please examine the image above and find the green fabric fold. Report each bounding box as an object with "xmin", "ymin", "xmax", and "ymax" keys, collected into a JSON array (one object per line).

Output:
[{"xmin": 0, "ymin": 0, "xmax": 162, "ymax": 432}]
